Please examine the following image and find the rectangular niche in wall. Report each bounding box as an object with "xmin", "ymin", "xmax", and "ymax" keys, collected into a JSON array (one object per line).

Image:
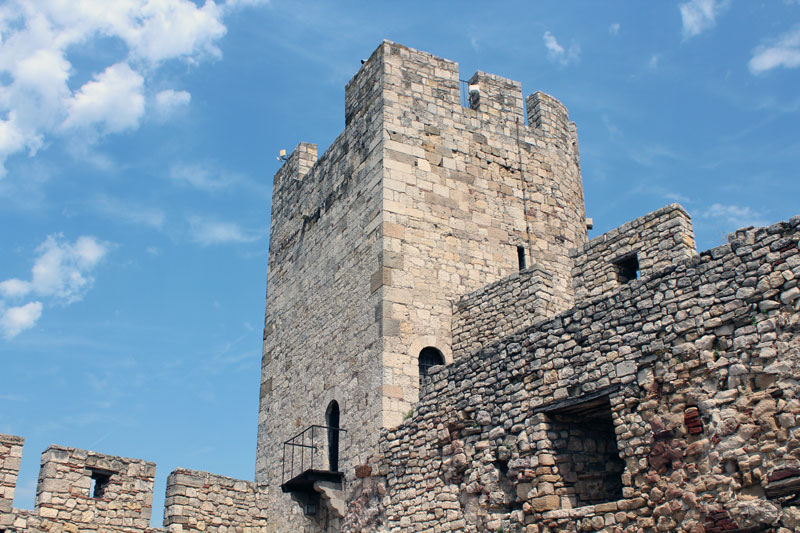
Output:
[{"xmin": 535, "ymin": 388, "xmax": 625, "ymax": 507}]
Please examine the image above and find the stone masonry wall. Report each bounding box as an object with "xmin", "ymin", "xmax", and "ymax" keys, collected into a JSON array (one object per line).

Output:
[
  {"xmin": 570, "ymin": 204, "xmax": 696, "ymax": 302},
  {"xmin": 164, "ymin": 469, "xmax": 270, "ymax": 531},
  {"xmin": 342, "ymin": 214, "xmax": 800, "ymax": 532},
  {"xmin": 0, "ymin": 437, "xmax": 270, "ymax": 532},
  {"xmin": 256, "ymin": 41, "xmax": 388, "ymax": 531},
  {"xmin": 33, "ymin": 444, "xmax": 155, "ymax": 530},
  {"xmin": 0, "ymin": 434, "xmax": 23, "ymax": 529},
  {"xmin": 451, "ymin": 266, "xmax": 568, "ymax": 360},
  {"xmin": 377, "ymin": 42, "xmax": 587, "ymax": 426}
]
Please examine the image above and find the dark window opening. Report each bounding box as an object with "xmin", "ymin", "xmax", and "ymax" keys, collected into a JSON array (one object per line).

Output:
[
  {"xmin": 517, "ymin": 246, "xmax": 526, "ymax": 270},
  {"xmin": 89, "ymin": 469, "xmax": 113, "ymax": 499},
  {"xmin": 543, "ymin": 395, "xmax": 624, "ymax": 506},
  {"xmin": 613, "ymin": 253, "xmax": 639, "ymax": 284},
  {"xmin": 419, "ymin": 347, "xmax": 445, "ymax": 390},
  {"xmin": 325, "ymin": 401, "xmax": 340, "ymax": 472}
]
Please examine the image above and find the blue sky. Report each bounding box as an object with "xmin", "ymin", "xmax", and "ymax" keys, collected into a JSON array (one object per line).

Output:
[{"xmin": 1, "ymin": 0, "xmax": 798, "ymax": 524}]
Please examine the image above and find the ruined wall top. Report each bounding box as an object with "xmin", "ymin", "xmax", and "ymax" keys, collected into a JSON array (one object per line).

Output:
[{"xmin": 344, "ymin": 213, "xmax": 800, "ymax": 532}]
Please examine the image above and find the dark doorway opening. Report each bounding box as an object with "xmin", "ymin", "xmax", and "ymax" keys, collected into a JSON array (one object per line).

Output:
[
  {"xmin": 419, "ymin": 347, "xmax": 445, "ymax": 390},
  {"xmin": 326, "ymin": 401, "xmax": 340, "ymax": 472},
  {"xmin": 543, "ymin": 395, "xmax": 625, "ymax": 506}
]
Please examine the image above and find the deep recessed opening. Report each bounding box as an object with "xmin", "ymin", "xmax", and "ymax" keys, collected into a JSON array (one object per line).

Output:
[
  {"xmin": 325, "ymin": 400, "xmax": 340, "ymax": 472},
  {"xmin": 89, "ymin": 469, "xmax": 113, "ymax": 499},
  {"xmin": 544, "ymin": 395, "xmax": 624, "ymax": 506},
  {"xmin": 613, "ymin": 253, "xmax": 639, "ymax": 284},
  {"xmin": 418, "ymin": 347, "xmax": 445, "ymax": 390},
  {"xmin": 517, "ymin": 246, "xmax": 526, "ymax": 270}
]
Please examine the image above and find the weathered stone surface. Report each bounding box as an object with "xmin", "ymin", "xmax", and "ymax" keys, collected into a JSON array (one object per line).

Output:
[{"xmin": 340, "ymin": 214, "xmax": 800, "ymax": 532}]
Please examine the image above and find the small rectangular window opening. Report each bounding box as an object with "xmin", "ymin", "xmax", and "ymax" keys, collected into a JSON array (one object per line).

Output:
[
  {"xmin": 613, "ymin": 253, "xmax": 639, "ymax": 284},
  {"xmin": 89, "ymin": 469, "xmax": 112, "ymax": 499},
  {"xmin": 517, "ymin": 246, "xmax": 526, "ymax": 270}
]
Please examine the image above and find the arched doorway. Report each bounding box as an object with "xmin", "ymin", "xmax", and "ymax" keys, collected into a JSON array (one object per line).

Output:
[
  {"xmin": 325, "ymin": 400, "xmax": 340, "ymax": 472},
  {"xmin": 418, "ymin": 346, "xmax": 445, "ymax": 390}
]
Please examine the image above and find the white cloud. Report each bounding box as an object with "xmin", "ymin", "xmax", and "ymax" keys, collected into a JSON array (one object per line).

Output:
[
  {"xmin": 1, "ymin": 234, "xmax": 110, "ymax": 303},
  {"xmin": 188, "ymin": 215, "xmax": 261, "ymax": 245},
  {"xmin": 62, "ymin": 63, "xmax": 145, "ymax": 134},
  {"xmin": 167, "ymin": 161, "xmax": 269, "ymax": 201},
  {"xmin": 1, "ymin": 301, "xmax": 43, "ymax": 339},
  {"xmin": 648, "ymin": 54, "xmax": 661, "ymax": 70},
  {"xmin": 155, "ymin": 89, "xmax": 191, "ymax": 118},
  {"xmin": 609, "ymin": 23, "xmax": 620, "ymax": 35},
  {"xmin": 701, "ymin": 203, "xmax": 769, "ymax": 228},
  {"xmin": 470, "ymin": 36, "xmax": 480, "ymax": 52},
  {"xmin": 679, "ymin": 0, "xmax": 729, "ymax": 39},
  {"xmin": 225, "ymin": 0, "xmax": 270, "ymax": 8},
  {"xmin": 0, "ymin": 0, "xmax": 262, "ymax": 175},
  {"xmin": 171, "ymin": 163, "xmax": 231, "ymax": 191},
  {"xmin": 543, "ymin": 31, "xmax": 580, "ymax": 66},
  {"xmin": 749, "ymin": 25, "xmax": 800, "ymax": 74},
  {"xmin": 0, "ymin": 234, "xmax": 110, "ymax": 339},
  {"xmin": 92, "ymin": 193, "xmax": 166, "ymax": 229}
]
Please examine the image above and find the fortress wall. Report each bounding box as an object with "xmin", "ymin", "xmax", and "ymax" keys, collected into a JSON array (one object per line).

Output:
[
  {"xmin": 342, "ymin": 215, "xmax": 800, "ymax": 532},
  {"xmin": 33, "ymin": 444, "xmax": 155, "ymax": 529},
  {"xmin": 571, "ymin": 203, "xmax": 696, "ymax": 302},
  {"xmin": 0, "ymin": 438, "xmax": 271, "ymax": 532},
  {"xmin": 255, "ymin": 40, "xmax": 389, "ymax": 530},
  {"xmin": 451, "ymin": 266, "xmax": 567, "ymax": 360},
  {"xmin": 377, "ymin": 42, "xmax": 587, "ymax": 426},
  {"xmin": 163, "ymin": 469, "xmax": 269, "ymax": 531}
]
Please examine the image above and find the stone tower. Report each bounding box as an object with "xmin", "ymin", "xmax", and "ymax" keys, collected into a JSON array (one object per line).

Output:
[{"xmin": 256, "ymin": 41, "xmax": 587, "ymax": 509}]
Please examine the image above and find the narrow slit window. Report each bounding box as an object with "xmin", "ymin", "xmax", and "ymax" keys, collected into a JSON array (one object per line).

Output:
[
  {"xmin": 613, "ymin": 253, "xmax": 639, "ymax": 284},
  {"xmin": 89, "ymin": 469, "xmax": 112, "ymax": 499},
  {"xmin": 517, "ymin": 246, "xmax": 526, "ymax": 270}
]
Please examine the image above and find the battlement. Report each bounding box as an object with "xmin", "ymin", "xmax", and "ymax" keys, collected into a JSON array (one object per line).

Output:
[
  {"xmin": 0, "ymin": 434, "xmax": 268, "ymax": 532},
  {"xmin": 272, "ymin": 41, "xmax": 580, "ymax": 223},
  {"xmin": 571, "ymin": 203, "xmax": 696, "ymax": 301}
]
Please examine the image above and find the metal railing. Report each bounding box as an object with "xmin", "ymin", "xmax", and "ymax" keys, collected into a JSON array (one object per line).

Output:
[{"xmin": 281, "ymin": 425, "xmax": 347, "ymax": 486}]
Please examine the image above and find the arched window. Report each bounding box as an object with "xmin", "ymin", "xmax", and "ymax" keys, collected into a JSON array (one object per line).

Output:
[
  {"xmin": 418, "ymin": 347, "xmax": 445, "ymax": 390},
  {"xmin": 325, "ymin": 401, "xmax": 340, "ymax": 472}
]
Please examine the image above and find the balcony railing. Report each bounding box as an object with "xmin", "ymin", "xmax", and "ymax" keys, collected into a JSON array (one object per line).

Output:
[{"xmin": 281, "ymin": 424, "xmax": 347, "ymax": 491}]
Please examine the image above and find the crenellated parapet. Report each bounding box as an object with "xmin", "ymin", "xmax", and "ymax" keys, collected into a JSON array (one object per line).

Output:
[
  {"xmin": 467, "ymin": 71, "xmax": 524, "ymax": 124},
  {"xmin": 0, "ymin": 435, "xmax": 269, "ymax": 532},
  {"xmin": 571, "ymin": 203, "xmax": 696, "ymax": 302}
]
